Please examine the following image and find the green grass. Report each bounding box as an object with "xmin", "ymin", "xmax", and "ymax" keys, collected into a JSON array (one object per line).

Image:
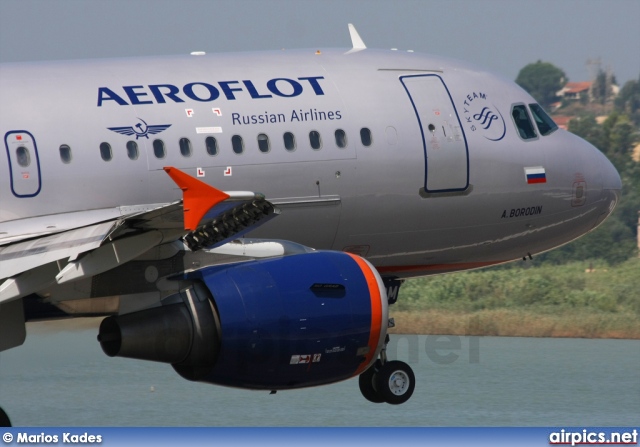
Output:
[{"xmin": 389, "ymin": 258, "xmax": 640, "ymax": 338}]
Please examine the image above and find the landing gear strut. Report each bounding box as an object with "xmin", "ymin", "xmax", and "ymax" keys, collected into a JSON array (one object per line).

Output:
[
  {"xmin": 358, "ymin": 335, "xmax": 415, "ymax": 405},
  {"xmin": 0, "ymin": 406, "xmax": 11, "ymax": 427},
  {"xmin": 358, "ymin": 277, "xmax": 415, "ymax": 404}
]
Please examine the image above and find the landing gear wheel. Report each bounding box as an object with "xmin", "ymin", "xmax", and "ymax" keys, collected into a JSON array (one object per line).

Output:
[
  {"xmin": 358, "ymin": 361, "xmax": 384, "ymax": 403},
  {"xmin": 0, "ymin": 407, "xmax": 11, "ymax": 427},
  {"xmin": 375, "ymin": 360, "xmax": 415, "ymax": 405}
]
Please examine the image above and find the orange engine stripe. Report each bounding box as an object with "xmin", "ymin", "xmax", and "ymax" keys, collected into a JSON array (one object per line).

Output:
[{"xmin": 346, "ymin": 253, "xmax": 383, "ymax": 376}]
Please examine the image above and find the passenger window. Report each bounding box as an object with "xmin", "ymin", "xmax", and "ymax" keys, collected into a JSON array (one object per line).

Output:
[
  {"xmin": 528, "ymin": 104, "xmax": 558, "ymax": 136},
  {"xmin": 511, "ymin": 105, "xmax": 537, "ymax": 140},
  {"xmin": 100, "ymin": 142, "xmax": 112, "ymax": 161},
  {"xmin": 335, "ymin": 129, "xmax": 347, "ymax": 148},
  {"xmin": 284, "ymin": 132, "xmax": 296, "ymax": 151},
  {"xmin": 59, "ymin": 145, "xmax": 72, "ymax": 164},
  {"xmin": 257, "ymin": 134, "xmax": 270, "ymax": 153},
  {"xmin": 126, "ymin": 141, "xmax": 138, "ymax": 160},
  {"xmin": 232, "ymin": 135, "xmax": 244, "ymax": 154},
  {"xmin": 153, "ymin": 139, "xmax": 166, "ymax": 159},
  {"xmin": 360, "ymin": 128, "xmax": 372, "ymax": 146},
  {"xmin": 205, "ymin": 136, "xmax": 218, "ymax": 156},
  {"xmin": 179, "ymin": 137, "xmax": 192, "ymax": 157},
  {"xmin": 16, "ymin": 146, "xmax": 31, "ymax": 167},
  {"xmin": 309, "ymin": 131, "xmax": 322, "ymax": 150}
]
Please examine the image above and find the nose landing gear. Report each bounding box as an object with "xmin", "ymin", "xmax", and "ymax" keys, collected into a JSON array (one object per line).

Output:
[
  {"xmin": 376, "ymin": 360, "xmax": 415, "ymax": 404},
  {"xmin": 358, "ymin": 277, "xmax": 415, "ymax": 404},
  {"xmin": 358, "ymin": 336, "xmax": 415, "ymax": 405}
]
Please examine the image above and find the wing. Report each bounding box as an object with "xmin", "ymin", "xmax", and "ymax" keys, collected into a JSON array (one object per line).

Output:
[
  {"xmin": 0, "ymin": 167, "xmax": 279, "ymax": 304},
  {"xmin": 106, "ymin": 126, "xmax": 136, "ymax": 136}
]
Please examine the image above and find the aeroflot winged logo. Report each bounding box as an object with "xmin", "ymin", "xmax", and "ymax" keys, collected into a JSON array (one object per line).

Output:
[
  {"xmin": 108, "ymin": 118, "xmax": 171, "ymax": 139},
  {"xmin": 97, "ymin": 76, "xmax": 326, "ymax": 106},
  {"xmin": 461, "ymin": 91, "xmax": 506, "ymax": 141}
]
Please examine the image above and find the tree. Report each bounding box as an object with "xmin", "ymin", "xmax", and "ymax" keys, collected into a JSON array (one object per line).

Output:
[
  {"xmin": 568, "ymin": 114, "xmax": 603, "ymax": 149},
  {"xmin": 591, "ymin": 68, "xmax": 618, "ymax": 108},
  {"xmin": 614, "ymin": 75, "xmax": 640, "ymax": 126},
  {"xmin": 598, "ymin": 112, "xmax": 640, "ymax": 170},
  {"xmin": 516, "ymin": 61, "xmax": 567, "ymax": 109}
]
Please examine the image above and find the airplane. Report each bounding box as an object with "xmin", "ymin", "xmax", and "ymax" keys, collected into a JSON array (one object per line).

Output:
[{"xmin": 0, "ymin": 24, "xmax": 622, "ymax": 424}]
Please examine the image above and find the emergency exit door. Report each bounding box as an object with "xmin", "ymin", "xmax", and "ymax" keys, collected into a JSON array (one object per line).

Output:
[{"xmin": 4, "ymin": 130, "xmax": 42, "ymax": 197}]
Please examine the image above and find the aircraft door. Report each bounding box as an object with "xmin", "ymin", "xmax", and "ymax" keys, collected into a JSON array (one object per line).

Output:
[
  {"xmin": 3, "ymin": 131, "xmax": 42, "ymax": 197},
  {"xmin": 400, "ymin": 75, "xmax": 469, "ymax": 193}
]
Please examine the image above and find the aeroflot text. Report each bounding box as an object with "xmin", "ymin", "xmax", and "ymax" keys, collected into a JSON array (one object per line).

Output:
[{"xmin": 97, "ymin": 76, "xmax": 326, "ymax": 106}]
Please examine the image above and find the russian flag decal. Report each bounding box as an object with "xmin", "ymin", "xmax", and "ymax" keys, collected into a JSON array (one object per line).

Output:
[{"xmin": 525, "ymin": 166, "xmax": 546, "ymax": 184}]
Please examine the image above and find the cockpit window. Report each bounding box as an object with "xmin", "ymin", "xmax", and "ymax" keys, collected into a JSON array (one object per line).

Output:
[
  {"xmin": 528, "ymin": 103, "xmax": 558, "ymax": 136},
  {"xmin": 511, "ymin": 104, "xmax": 537, "ymax": 140}
]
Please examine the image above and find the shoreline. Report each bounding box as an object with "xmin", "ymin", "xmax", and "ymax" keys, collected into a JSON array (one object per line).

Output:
[{"xmin": 388, "ymin": 309, "xmax": 640, "ymax": 339}]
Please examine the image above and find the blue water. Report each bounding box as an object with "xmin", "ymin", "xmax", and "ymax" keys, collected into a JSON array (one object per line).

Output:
[{"xmin": 0, "ymin": 320, "xmax": 638, "ymax": 426}]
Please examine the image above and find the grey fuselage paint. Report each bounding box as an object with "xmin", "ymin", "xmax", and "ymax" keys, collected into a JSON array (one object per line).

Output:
[{"xmin": 0, "ymin": 48, "xmax": 621, "ymax": 277}]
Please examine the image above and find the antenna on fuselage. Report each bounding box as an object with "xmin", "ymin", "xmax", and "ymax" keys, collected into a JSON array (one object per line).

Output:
[{"xmin": 348, "ymin": 24, "xmax": 366, "ymax": 52}]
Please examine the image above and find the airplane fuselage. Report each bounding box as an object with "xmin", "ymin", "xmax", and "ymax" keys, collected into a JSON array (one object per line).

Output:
[{"xmin": 0, "ymin": 48, "xmax": 621, "ymax": 277}]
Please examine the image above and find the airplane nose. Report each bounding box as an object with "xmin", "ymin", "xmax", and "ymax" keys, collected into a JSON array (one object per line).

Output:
[
  {"xmin": 602, "ymin": 155, "xmax": 622, "ymax": 193},
  {"xmin": 592, "ymin": 147, "xmax": 622, "ymax": 225}
]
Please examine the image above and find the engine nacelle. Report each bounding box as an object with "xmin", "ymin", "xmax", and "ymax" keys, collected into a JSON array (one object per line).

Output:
[{"xmin": 98, "ymin": 251, "xmax": 388, "ymax": 390}]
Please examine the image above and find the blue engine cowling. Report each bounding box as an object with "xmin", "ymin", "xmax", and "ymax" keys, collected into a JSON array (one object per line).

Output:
[{"xmin": 98, "ymin": 251, "xmax": 388, "ymax": 390}]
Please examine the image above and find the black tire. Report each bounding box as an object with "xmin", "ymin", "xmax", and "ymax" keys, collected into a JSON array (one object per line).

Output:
[
  {"xmin": 358, "ymin": 363, "xmax": 384, "ymax": 403},
  {"xmin": 375, "ymin": 360, "xmax": 415, "ymax": 405},
  {"xmin": 0, "ymin": 407, "xmax": 11, "ymax": 427}
]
